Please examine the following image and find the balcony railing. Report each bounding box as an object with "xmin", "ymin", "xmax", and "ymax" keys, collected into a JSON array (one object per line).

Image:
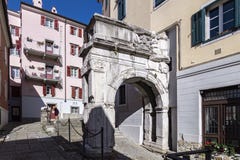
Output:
[
  {"xmin": 25, "ymin": 66, "xmax": 62, "ymax": 85},
  {"xmin": 23, "ymin": 38, "xmax": 62, "ymax": 64}
]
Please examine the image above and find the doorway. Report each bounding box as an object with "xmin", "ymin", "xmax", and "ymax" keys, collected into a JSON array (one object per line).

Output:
[
  {"xmin": 202, "ymin": 86, "xmax": 240, "ymax": 153},
  {"xmin": 12, "ymin": 106, "xmax": 20, "ymax": 121}
]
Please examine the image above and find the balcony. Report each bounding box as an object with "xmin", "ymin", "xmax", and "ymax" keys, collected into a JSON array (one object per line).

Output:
[
  {"xmin": 25, "ymin": 65, "xmax": 62, "ymax": 85},
  {"xmin": 23, "ymin": 38, "xmax": 62, "ymax": 64}
]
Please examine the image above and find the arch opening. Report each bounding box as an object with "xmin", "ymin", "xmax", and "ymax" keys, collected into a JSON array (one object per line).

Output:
[{"xmin": 114, "ymin": 77, "xmax": 162, "ymax": 145}]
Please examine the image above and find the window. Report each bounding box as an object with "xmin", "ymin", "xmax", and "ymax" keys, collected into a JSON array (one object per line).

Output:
[
  {"xmin": 191, "ymin": 0, "xmax": 240, "ymax": 46},
  {"xmin": 45, "ymin": 17, "xmax": 54, "ymax": 28},
  {"xmin": 71, "ymin": 67, "xmax": 78, "ymax": 78},
  {"xmin": 154, "ymin": 0, "xmax": 166, "ymax": 8},
  {"xmin": 70, "ymin": 26, "xmax": 82, "ymax": 37},
  {"xmin": 43, "ymin": 84, "xmax": 55, "ymax": 97},
  {"xmin": 71, "ymin": 86, "xmax": 82, "ymax": 99},
  {"xmin": 45, "ymin": 40, "xmax": 54, "ymax": 53},
  {"xmin": 118, "ymin": 0, "xmax": 126, "ymax": 20},
  {"xmin": 70, "ymin": 26, "xmax": 77, "ymax": 35},
  {"xmin": 67, "ymin": 66, "xmax": 81, "ymax": 78},
  {"xmin": 41, "ymin": 16, "xmax": 58, "ymax": 30},
  {"xmin": 208, "ymin": 0, "xmax": 235, "ymax": 38},
  {"xmin": 11, "ymin": 67, "xmax": 20, "ymax": 79},
  {"xmin": 10, "ymin": 47, "xmax": 20, "ymax": 56},
  {"xmin": 71, "ymin": 107, "xmax": 79, "ymax": 114},
  {"xmin": 119, "ymin": 85, "xmax": 126, "ymax": 105},
  {"xmin": 10, "ymin": 25, "xmax": 19, "ymax": 36},
  {"xmin": 11, "ymin": 86, "xmax": 21, "ymax": 97},
  {"xmin": 45, "ymin": 65, "xmax": 53, "ymax": 79},
  {"xmin": 70, "ymin": 44, "xmax": 80, "ymax": 55}
]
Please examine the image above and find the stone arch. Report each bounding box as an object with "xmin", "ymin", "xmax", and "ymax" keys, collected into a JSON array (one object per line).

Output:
[
  {"xmin": 106, "ymin": 68, "xmax": 168, "ymax": 108},
  {"xmin": 80, "ymin": 14, "xmax": 170, "ymax": 153}
]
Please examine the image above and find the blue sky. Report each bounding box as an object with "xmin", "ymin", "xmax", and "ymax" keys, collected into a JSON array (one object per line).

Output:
[{"xmin": 7, "ymin": 0, "xmax": 102, "ymax": 25}]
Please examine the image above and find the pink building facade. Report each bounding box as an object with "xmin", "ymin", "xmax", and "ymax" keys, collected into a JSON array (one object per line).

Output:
[{"xmin": 8, "ymin": 0, "xmax": 85, "ymax": 120}]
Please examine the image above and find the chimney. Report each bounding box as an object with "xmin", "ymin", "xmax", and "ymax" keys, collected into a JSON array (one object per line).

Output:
[
  {"xmin": 51, "ymin": 7, "xmax": 57, "ymax": 14},
  {"xmin": 33, "ymin": 0, "xmax": 42, "ymax": 8}
]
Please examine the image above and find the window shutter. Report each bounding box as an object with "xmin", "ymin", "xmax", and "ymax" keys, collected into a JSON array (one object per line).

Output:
[
  {"xmin": 78, "ymin": 28, "xmax": 82, "ymax": 37},
  {"xmin": 67, "ymin": 66, "xmax": 71, "ymax": 76},
  {"xmin": 51, "ymin": 85, "xmax": 55, "ymax": 97},
  {"xmin": 54, "ymin": 19, "xmax": 59, "ymax": 30},
  {"xmin": 70, "ymin": 26, "xmax": 74, "ymax": 35},
  {"xmin": 70, "ymin": 44, "xmax": 74, "ymax": 55},
  {"xmin": 118, "ymin": 0, "xmax": 123, "ymax": 20},
  {"xmin": 78, "ymin": 46, "xmax": 81, "ymax": 54},
  {"xmin": 78, "ymin": 68, "xmax": 81, "ymax": 78},
  {"xmin": 235, "ymin": 0, "xmax": 240, "ymax": 27},
  {"xmin": 16, "ymin": 40, "xmax": 20, "ymax": 50},
  {"xmin": 123, "ymin": 0, "xmax": 126, "ymax": 18},
  {"xmin": 79, "ymin": 88, "xmax": 82, "ymax": 99},
  {"xmin": 72, "ymin": 86, "xmax": 75, "ymax": 98},
  {"xmin": 15, "ymin": 27, "xmax": 19, "ymax": 36},
  {"xmin": 41, "ymin": 16, "xmax": 45, "ymax": 25},
  {"xmin": 191, "ymin": 9, "xmax": 205, "ymax": 46},
  {"xmin": 43, "ymin": 84, "xmax": 46, "ymax": 96}
]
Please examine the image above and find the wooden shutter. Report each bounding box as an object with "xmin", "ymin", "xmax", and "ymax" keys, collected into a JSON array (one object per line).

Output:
[
  {"xmin": 78, "ymin": 46, "xmax": 81, "ymax": 54},
  {"xmin": 70, "ymin": 26, "xmax": 74, "ymax": 35},
  {"xmin": 72, "ymin": 86, "xmax": 75, "ymax": 98},
  {"xmin": 235, "ymin": 0, "xmax": 240, "ymax": 27},
  {"xmin": 54, "ymin": 19, "xmax": 59, "ymax": 30},
  {"xmin": 16, "ymin": 40, "xmax": 20, "ymax": 50},
  {"xmin": 15, "ymin": 27, "xmax": 19, "ymax": 36},
  {"xmin": 43, "ymin": 84, "xmax": 46, "ymax": 96},
  {"xmin": 118, "ymin": 0, "xmax": 123, "ymax": 20},
  {"xmin": 41, "ymin": 16, "xmax": 45, "ymax": 25},
  {"xmin": 78, "ymin": 68, "xmax": 81, "ymax": 78},
  {"xmin": 79, "ymin": 88, "xmax": 82, "ymax": 99},
  {"xmin": 78, "ymin": 28, "xmax": 82, "ymax": 37},
  {"xmin": 191, "ymin": 9, "xmax": 205, "ymax": 46},
  {"xmin": 67, "ymin": 66, "xmax": 71, "ymax": 76},
  {"xmin": 70, "ymin": 44, "xmax": 74, "ymax": 55},
  {"xmin": 51, "ymin": 85, "xmax": 55, "ymax": 97}
]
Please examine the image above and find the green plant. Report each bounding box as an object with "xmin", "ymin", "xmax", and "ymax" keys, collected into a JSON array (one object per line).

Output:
[{"xmin": 205, "ymin": 141, "xmax": 235, "ymax": 156}]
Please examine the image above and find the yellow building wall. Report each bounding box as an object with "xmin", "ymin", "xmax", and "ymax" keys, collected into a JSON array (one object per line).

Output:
[
  {"xmin": 106, "ymin": 0, "xmax": 240, "ymax": 69},
  {"xmin": 150, "ymin": 0, "xmax": 240, "ymax": 69},
  {"xmin": 108, "ymin": 0, "xmax": 151, "ymax": 30}
]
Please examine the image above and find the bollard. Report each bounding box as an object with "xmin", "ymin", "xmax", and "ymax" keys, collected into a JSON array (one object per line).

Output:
[
  {"xmin": 68, "ymin": 118, "xmax": 71, "ymax": 143},
  {"xmin": 101, "ymin": 127, "xmax": 104, "ymax": 160}
]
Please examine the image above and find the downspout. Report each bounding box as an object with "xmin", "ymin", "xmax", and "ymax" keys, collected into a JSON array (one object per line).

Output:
[{"xmin": 64, "ymin": 19, "xmax": 67, "ymax": 102}]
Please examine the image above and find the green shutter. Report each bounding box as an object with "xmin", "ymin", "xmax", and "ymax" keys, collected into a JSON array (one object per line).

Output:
[
  {"xmin": 118, "ymin": 0, "xmax": 122, "ymax": 20},
  {"xmin": 191, "ymin": 9, "xmax": 205, "ymax": 46},
  {"xmin": 201, "ymin": 9, "xmax": 206, "ymax": 43},
  {"xmin": 235, "ymin": 0, "xmax": 240, "ymax": 27},
  {"xmin": 123, "ymin": 0, "xmax": 126, "ymax": 18},
  {"xmin": 118, "ymin": 0, "xmax": 126, "ymax": 20}
]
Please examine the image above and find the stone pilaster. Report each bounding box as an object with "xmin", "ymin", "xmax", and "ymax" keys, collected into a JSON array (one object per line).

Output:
[{"xmin": 155, "ymin": 107, "xmax": 169, "ymax": 151}]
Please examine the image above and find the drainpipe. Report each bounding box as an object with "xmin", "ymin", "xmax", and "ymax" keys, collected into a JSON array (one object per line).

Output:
[{"xmin": 64, "ymin": 19, "xmax": 67, "ymax": 102}]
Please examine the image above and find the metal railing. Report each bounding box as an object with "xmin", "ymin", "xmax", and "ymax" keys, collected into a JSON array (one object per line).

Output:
[
  {"xmin": 163, "ymin": 149, "xmax": 212, "ymax": 160},
  {"xmin": 56, "ymin": 118, "xmax": 104, "ymax": 160}
]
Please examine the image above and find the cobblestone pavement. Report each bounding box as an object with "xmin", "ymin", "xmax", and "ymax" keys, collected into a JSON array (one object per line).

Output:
[
  {"xmin": 0, "ymin": 121, "xmax": 164, "ymax": 160},
  {"xmin": 0, "ymin": 121, "xmax": 83, "ymax": 160}
]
